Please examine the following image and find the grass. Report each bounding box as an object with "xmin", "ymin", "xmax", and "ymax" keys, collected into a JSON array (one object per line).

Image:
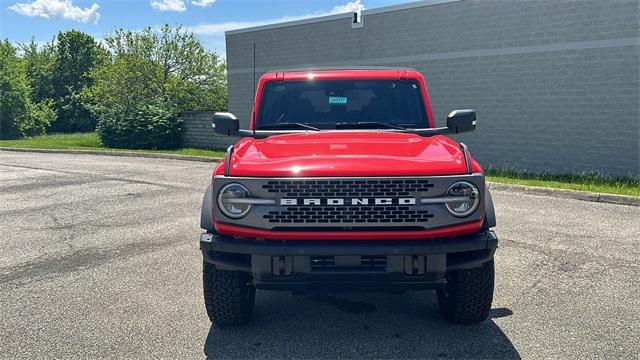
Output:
[
  {"xmin": 486, "ymin": 169, "xmax": 640, "ymax": 197},
  {"xmin": 1, "ymin": 133, "xmax": 638, "ymax": 197},
  {"xmin": 0, "ymin": 132, "xmax": 226, "ymax": 158},
  {"xmin": 0, "ymin": 132, "xmax": 103, "ymax": 149}
]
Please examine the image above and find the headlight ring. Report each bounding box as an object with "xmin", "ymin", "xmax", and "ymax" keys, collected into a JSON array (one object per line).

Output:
[
  {"xmin": 444, "ymin": 181, "xmax": 480, "ymax": 217},
  {"xmin": 217, "ymin": 183, "xmax": 253, "ymax": 219}
]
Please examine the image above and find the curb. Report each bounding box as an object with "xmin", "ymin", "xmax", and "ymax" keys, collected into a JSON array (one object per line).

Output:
[
  {"xmin": 487, "ymin": 182, "xmax": 639, "ymax": 207},
  {"xmin": 2, "ymin": 148, "xmax": 638, "ymax": 207},
  {"xmin": 0, "ymin": 147, "xmax": 222, "ymax": 163}
]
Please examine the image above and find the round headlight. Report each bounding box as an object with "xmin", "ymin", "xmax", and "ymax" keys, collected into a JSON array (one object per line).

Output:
[
  {"xmin": 217, "ymin": 183, "xmax": 252, "ymax": 219},
  {"xmin": 444, "ymin": 181, "xmax": 480, "ymax": 217}
]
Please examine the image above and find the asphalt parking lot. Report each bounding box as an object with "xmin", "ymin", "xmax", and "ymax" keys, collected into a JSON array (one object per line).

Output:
[{"xmin": 1, "ymin": 151, "xmax": 638, "ymax": 359}]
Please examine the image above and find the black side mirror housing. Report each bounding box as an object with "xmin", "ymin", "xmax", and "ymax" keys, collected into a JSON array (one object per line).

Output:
[
  {"xmin": 212, "ymin": 112, "xmax": 240, "ymax": 136},
  {"xmin": 446, "ymin": 109, "xmax": 476, "ymax": 134}
]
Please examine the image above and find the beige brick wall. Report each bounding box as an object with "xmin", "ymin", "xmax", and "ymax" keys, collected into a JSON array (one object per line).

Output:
[{"xmin": 224, "ymin": 0, "xmax": 640, "ymax": 176}]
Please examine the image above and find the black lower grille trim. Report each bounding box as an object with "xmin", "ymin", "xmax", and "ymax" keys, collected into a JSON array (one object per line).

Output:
[{"xmin": 309, "ymin": 256, "xmax": 388, "ymax": 269}]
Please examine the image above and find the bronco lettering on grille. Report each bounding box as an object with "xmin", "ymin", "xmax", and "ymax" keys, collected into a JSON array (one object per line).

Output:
[{"xmin": 280, "ymin": 198, "xmax": 416, "ymax": 206}]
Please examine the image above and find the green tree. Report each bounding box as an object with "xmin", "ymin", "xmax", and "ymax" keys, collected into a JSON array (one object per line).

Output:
[
  {"xmin": 85, "ymin": 24, "xmax": 226, "ymax": 149},
  {"xmin": 0, "ymin": 40, "xmax": 54, "ymax": 139},
  {"xmin": 50, "ymin": 30, "xmax": 105, "ymax": 133},
  {"xmin": 87, "ymin": 24, "xmax": 227, "ymax": 111},
  {"xmin": 19, "ymin": 37, "xmax": 56, "ymax": 105}
]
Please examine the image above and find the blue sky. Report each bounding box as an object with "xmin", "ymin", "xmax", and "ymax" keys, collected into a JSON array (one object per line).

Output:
[{"xmin": 0, "ymin": 0, "xmax": 411, "ymax": 57}]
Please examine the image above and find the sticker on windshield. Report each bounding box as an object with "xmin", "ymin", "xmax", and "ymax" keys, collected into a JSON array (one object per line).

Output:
[
  {"xmin": 273, "ymin": 86, "xmax": 286, "ymax": 92},
  {"xmin": 329, "ymin": 97, "xmax": 347, "ymax": 104}
]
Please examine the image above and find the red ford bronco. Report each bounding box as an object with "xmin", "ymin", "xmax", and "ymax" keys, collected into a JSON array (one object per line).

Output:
[{"xmin": 200, "ymin": 68, "xmax": 498, "ymax": 326}]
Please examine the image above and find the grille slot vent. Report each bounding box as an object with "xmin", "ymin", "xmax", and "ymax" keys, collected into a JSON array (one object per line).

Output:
[
  {"xmin": 264, "ymin": 206, "xmax": 433, "ymax": 224},
  {"xmin": 361, "ymin": 256, "xmax": 387, "ymax": 268},
  {"xmin": 309, "ymin": 256, "xmax": 387, "ymax": 269},
  {"xmin": 310, "ymin": 256, "xmax": 334, "ymax": 268},
  {"xmin": 263, "ymin": 179, "xmax": 433, "ymax": 197}
]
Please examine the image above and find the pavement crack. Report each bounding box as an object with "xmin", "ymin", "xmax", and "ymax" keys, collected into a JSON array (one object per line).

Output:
[
  {"xmin": 0, "ymin": 239, "xmax": 178, "ymax": 286},
  {"xmin": 499, "ymin": 237, "xmax": 639, "ymax": 270}
]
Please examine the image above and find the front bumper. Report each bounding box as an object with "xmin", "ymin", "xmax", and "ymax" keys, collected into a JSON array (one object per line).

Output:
[{"xmin": 200, "ymin": 231, "xmax": 498, "ymax": 293}]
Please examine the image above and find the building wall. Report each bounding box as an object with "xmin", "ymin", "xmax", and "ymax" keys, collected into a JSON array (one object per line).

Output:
[
  {"xmin": 181, "ymin": 111, "xmax": 230, "ymax": 150},
  {"xmin": 224, "ymin": 0, "xmax": 640, "ymax": 176}
]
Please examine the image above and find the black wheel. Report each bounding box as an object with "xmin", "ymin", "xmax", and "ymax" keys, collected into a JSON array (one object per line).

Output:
[
  {"xmin": 436, "ymin": 260, "xmax": 494, "ymax": 324},
  {"xmin": 203, "ymin": 257, "xmax": 255, "ymax": 327}
]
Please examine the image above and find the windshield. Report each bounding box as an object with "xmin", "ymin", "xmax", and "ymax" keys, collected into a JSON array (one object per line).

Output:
[{"xmin": 255, "ymin": 79, "xmax": 429, "ymax": 130}]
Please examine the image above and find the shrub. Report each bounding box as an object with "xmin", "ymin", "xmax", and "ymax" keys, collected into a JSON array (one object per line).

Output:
[
  {"xmin": 24, "ymin": 100, "xmax": 57, "ymax": 137},
  {"xmin": 96, "ymin": 102, "xmax": 182, "ymax": 150}
]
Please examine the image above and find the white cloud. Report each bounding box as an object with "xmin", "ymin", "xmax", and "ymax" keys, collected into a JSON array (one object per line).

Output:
[
  {"xmin": 186, "ymin": 1, "xmax": 368, "ymax": 57},
  {"xmin": 150, "ymin": 0, "xmax": 186, "ymax": 12},
  {"xmin": 186, "ymin": 16, "xmax": 314, "ymax": 36},
  {"xmin": 330, "ymin": 0, "xmax": 365, "ymax": 14},
  {"xmin": 186, "ymin": 0, "xmax": 366, "ymax": 36},
  {"xmin": 191, "ymin": 0, "xmax": 215, "ymax": 8},
  {"xmin": 8, "ymin": 0, "xmax": 101, "ymax": 24}
]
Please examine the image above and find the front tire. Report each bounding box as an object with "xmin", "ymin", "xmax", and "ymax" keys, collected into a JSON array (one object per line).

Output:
[
  {"xmin": 203, "ymin": 258, "xmax": 255, "ymax": 327},
  {"xmin": 436, "ymin": 260, "xmax": 494, "ymax": 324}
]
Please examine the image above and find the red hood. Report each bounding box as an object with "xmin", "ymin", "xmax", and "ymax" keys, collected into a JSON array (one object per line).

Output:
[{"xmin": 221, "ymin": 132, "xmax": 480, "ymax": 177}]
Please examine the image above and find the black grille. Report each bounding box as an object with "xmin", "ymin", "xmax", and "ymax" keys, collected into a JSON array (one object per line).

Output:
[
  {"xmin": 310, "ymin": 256, "xmax": 335, "ymax": 268},
  {"xmin": 264, "ymin": 206, "xmax": 434, "ymax": 224},
  {"xmin": 361, "ymin": 255, "xmax": 387, "ymax": 268},
  {"xmin": 271, "ymin": 226, "xmax": 424, "ymax": 231},
  {"xmin": 310, "ymin": 256, "xmax": 387, "ymax": 269},
  {"xmin": 262, "ymin": 179, "xmax": 433, "ymax": 197}
]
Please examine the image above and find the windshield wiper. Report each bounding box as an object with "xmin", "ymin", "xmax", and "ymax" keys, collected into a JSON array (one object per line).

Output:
[
  {"xmin": 257, "ymin": 123, "xmax": 320, "ymax": 131},
  {"xmin": 335, "ymin": 122, "xmax": 406, "ymax": 130}
]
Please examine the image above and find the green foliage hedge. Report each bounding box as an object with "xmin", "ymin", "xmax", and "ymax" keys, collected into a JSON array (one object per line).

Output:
[
  {"xmin": 0, "ymin": 40, "xmax": 55, "ymax": 140},
  {"xmin": 96, "ymin": 102, "xmax": 182, "ymax": 150}
]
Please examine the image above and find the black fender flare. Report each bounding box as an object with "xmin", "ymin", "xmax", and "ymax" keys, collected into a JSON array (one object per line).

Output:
[
  {"xmin": 200, "ymin": 184, "xmax": 215, "ymax": 231},
  {"xmin": 482, "ymin": 187, "xmax": 497, "ymax": 230}
]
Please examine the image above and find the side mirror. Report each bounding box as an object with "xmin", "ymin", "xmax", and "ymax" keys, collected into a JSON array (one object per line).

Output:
[
  {"xmin": 446, "ymin": 109, "xmax": 476, "ymax": 134},
  {"xmin": 212, "ymin": 112, "xmax": 240, "ymax": 136}
]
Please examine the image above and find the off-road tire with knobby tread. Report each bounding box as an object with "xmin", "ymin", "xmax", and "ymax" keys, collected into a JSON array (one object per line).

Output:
[
  {"xmin": 203, "ymin": 255, "xmax": 255, "ymax": 327},
  {"xmin": 436, "ymin": 259, "xmax": 494, "ymax": 324}
]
